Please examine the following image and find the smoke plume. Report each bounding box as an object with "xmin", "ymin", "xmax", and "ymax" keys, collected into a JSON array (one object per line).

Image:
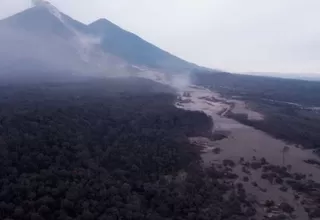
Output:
[
  {"xmin": 31, "ymin": 0, "xmax": 46, "ymax": 7},
  {"xmin": 170, "ymin": 73, "xmax": 191, "ymax": 90}
]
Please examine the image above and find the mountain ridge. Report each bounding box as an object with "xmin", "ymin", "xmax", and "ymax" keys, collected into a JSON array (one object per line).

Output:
[
  {"xmin": 88, "ymin": 18, "xmax": 197, "ymax": 71},
  {"xmin": 0, "ymin": 3, "xmax": 202, "ymax": 78}
]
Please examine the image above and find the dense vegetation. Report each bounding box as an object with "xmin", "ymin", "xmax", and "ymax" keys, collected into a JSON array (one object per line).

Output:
[
  {"xmin": 192, "ymin": 71, "xmax": 320, "ymax": 106},
  {"xmin": 192, "ymin": 72, "xmax": 320, "ymax": 151},
  {"xmin": 0, "ymin": 78, "xmax": 252, "ymax": 220}
]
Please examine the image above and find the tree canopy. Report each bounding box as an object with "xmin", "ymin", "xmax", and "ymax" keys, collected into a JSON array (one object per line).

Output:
[{"xmin": 0, "ymin": 79, "xmax": 251, "ymax": 220}]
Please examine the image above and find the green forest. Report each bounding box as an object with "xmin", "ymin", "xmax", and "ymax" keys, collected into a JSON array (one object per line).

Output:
[{"xmin": 0, "ymin": 78, "xmax": 252, "ymax": 220}]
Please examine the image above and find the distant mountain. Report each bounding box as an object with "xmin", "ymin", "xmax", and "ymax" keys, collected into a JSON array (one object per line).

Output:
[
  {"xmin": 2, "ymin": 5, "xmax": 70, "ymax": 37},
  {"xmin": 244, "ymin": 72, "xmax": 320, "ymax": 81},
  {"xmin": 88, "ymin": 19, "xmax": 197, "ymax": 72},
  {"xmin": 0, "ymin": 1, "xmax": 200, "ymax": 80},
  {"xmin": 0, "ymin": 3, "xmax": 117, "ymax": 79}
]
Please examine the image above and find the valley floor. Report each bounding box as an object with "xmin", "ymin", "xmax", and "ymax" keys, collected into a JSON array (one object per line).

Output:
[
  {"xmin": 176, "ymin": 86, "xmax": 320, "ymax": 220},
  {"xmin": 139, "ymin": 71, "xmax": 320, "ymax": 219}
]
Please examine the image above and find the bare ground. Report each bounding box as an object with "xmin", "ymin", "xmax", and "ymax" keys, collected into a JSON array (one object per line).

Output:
[
  {"xmin": 176, "ymin": 85, "xmax": 320, "ymax": 220},
  {"xmin": 137, "ymin": 71, "xmax": 320, "ymax": 219}
]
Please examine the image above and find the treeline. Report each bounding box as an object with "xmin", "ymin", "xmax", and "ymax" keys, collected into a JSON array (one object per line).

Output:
[
  {"xmin": 0, "ymin": 79, "xmax": 251, "ymax": 220},
  {"xmin": 192, "ymin": 71, "xmax": 320, "ymax": 106},
  {"xmin": 227, "ymin": 104, "xmax": 320, "ymax": 151},
  {"xmin": 193, "ymin": 72, "xmax": 320, "ymax": 151}
]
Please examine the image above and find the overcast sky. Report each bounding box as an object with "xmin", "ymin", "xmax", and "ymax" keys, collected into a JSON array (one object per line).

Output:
[{"xmin": 1, "ymin": 0, "xmax": 320, "ymax": 75}]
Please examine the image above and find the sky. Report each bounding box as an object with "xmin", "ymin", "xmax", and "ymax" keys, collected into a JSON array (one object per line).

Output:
[{"xmin": 0, "ymin": 0, "xmax": 320, "ymax": 75}]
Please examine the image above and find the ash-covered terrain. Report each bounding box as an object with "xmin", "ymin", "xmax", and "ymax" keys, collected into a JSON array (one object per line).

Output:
[{"xmin": 1, "ymin": 1, "xmax": 320, "ymax": 220}]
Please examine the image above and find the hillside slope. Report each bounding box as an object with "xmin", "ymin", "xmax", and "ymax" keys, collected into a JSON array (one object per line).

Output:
[
  {"xmin": 0, "ymin": 2, "xmax": 200, "ymax": 79},
  {"xmin": 89, "ymin": 19, "xmax": 197, "ymax": 72}
]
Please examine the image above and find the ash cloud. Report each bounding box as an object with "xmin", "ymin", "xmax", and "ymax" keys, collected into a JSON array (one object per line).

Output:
[
  {"xmin": 170, "ymin": 73, "xmax": 192, "ymax": 90},
  {"xmin": 31, "ymin": 0, "xmax": 47, "ymax": 7},
  {"xmin": 0, "ymin": 24, "xmax": 104, "ymax": 81}
]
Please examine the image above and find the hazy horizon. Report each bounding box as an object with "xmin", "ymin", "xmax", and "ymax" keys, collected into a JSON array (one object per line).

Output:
[{"xmin": 1, "ymin": 0, "xmax": 320, "ymax": 76}]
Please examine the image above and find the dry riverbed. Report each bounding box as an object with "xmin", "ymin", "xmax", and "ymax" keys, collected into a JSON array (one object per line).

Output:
[
  {"xmin": 137, "ymin": 71, "xmax": 320, "ymax": 219},
  {"xmin": 176, "ymin": 85, "xmax": 320, "ymax": 220}
]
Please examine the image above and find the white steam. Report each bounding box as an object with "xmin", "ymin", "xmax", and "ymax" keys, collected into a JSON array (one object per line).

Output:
[
  {"xmin": 170, "ymin": 73, "xmax": 192, "ymax": 90},
  {"xmin": 30, "ymin": 0, "xmax": 103, "ymax": 63}
]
